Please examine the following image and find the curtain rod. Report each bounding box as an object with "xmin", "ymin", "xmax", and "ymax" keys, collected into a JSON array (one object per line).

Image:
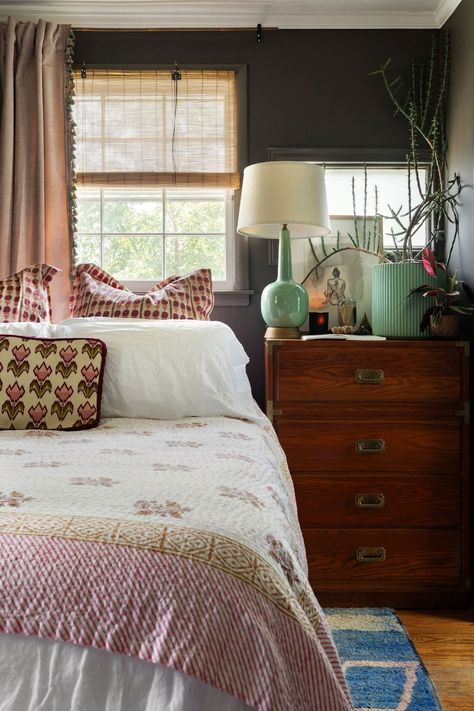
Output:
[{"xmin": 73, "ymin": 27, "xmax": 279, "ymax": 33}]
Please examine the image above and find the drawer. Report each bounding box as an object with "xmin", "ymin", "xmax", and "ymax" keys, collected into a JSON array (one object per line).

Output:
[
  {"xmin": 292, "ymin": 475, "xmax": 461, "ymax": 527},
  {"xmin": 275, "ymin": 343, "xmax": 464, "ymax": 404},
  {"xmin": 303, "ymin": 528, "xmax": 462, "ymax": 585},
  {"xmin": 278, "ymin": 420, "xmax": 461, "ymax": 473}
]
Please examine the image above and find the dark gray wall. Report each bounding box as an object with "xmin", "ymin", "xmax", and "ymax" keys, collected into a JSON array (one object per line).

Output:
[
  {"xmin": 446, "ymin": 0, "xmax": 474, "ymax": 332},
  {"xmin": 74, "ymin": 28, "xmax": 434, "ymax": 405}
]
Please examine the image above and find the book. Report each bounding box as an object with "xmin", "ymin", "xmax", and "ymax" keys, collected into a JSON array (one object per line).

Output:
[{"xmin": 301, "ymin": 334, "xmax": 386, "ymax": 341}]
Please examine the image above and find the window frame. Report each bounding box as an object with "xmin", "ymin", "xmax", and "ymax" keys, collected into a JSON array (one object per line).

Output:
[
  {"xmin": 73, "ymin": 63, "xmax": 250, "ymax": 303},
  {"xmin": 75, "ymin": 185, "xmax": 235, "ymax": 292},
  {"xmin": 267, "ymin": 146, "xmax": 432, "ymax": 263}
]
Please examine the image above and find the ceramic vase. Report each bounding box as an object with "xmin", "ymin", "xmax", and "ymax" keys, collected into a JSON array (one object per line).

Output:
[{"xmin": 371, "ymin": 262, "xmax": 436, "ymax": 338}]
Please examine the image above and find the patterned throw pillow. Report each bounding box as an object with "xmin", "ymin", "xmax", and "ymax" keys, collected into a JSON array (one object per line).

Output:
[
  {"xmin": 70, "ymin": 264, "xmax": 214, "ymax": 320},
  {"xmin": 0, "ymin": 264, "xmax": 59, "ymax": 323},
  {"xmin": 0, "ymin": 335, "xmax": 106, "ymax": 430}
]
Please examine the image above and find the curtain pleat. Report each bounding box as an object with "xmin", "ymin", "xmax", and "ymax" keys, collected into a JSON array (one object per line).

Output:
[{"xmin": 0, "ymin": 16, "xmax": 74, "ymax": 321}]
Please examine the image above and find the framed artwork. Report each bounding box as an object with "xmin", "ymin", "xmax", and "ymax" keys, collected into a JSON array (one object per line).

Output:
[{"xmin": 290, "ymin": 215, "xmax": 384, "ymax": 329}]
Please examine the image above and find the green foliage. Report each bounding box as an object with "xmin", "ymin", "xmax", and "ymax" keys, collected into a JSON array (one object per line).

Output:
[
  {"xmin": 103, "ymin": 235, "xmax": 164, "ymax": 280},
  {"xmin": 75, "ymin": 233, "xmax": 101, "ymax": 266},
  {"xmin": 75, "ymin": 189, "xmax": 227, "ymax": 281},
  {"xmin": 407, "ymin": 247, "xmax": 474, "ymax": 331}
]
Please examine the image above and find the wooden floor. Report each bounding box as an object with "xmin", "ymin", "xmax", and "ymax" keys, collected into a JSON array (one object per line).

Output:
[{"xmin": 397, "ymin": 609, "xmax": 474, "ymax": 711}]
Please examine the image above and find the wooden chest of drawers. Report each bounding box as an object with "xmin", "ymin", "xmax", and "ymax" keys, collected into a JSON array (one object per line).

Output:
[{"xmin": 265, "ymin": 338, "xmax": 470, "ymax": 608}]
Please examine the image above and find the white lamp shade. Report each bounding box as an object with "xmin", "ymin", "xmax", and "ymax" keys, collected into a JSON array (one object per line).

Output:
[{"xmin": 237, "ymin": 161, "xmax": 330, "ymax": 240}]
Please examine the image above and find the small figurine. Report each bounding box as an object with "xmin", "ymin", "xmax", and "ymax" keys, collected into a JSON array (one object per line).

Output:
[{"xmin": 355, "ymin": 313, "xmax": 373, "ymax": 335}]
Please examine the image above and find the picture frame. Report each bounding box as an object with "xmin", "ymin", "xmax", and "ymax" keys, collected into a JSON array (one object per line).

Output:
[{"xmin": 290, "ymin": 215, "xmax": 384, "ymax": 330}]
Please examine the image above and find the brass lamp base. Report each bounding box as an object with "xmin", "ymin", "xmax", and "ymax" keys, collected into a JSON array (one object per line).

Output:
[{"xmin": 265, "ymin": 326, "xmax": 301, "ymax": 340}]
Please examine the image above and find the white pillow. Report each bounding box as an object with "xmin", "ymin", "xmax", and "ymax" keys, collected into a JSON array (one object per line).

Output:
[
  {"xmin": 0, "ymin": 322, "xmax": 58, "ymax": 337},
  {"xmin": 57, "ymin": 318, "xmax": 263, "ymax": 422}
]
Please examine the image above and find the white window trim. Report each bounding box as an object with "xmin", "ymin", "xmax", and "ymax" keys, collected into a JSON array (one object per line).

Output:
[
  {"xmin": 76, "ymin": 186, "xmax": 237, "ymax": 294},
  {"xmin": 73, "ymin": 64, "xmax": 250, "ymax": 305}
]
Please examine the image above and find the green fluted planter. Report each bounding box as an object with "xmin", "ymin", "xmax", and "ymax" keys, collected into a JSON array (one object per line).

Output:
[{"xmin": 372, "ymin": 262, "xmax": 436, "ymax": 338}]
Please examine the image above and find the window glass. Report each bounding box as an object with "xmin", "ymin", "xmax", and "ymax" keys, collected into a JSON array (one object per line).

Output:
[
  {"xmin": 103, "ymin": 190, "xmax": 163, "ymax": 233},
  {"xmin": 75, "ymin": 187, "xmax": 231, "ymax": 288},
  {"xmin": 324, "ymin": 166, "xmax": 429, "ymax": 249}
]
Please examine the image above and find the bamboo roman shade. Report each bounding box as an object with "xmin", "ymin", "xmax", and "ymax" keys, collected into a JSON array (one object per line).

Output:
[{"xmin": 73, "ymin": 68, "xmax": 239, "ymax": 189}]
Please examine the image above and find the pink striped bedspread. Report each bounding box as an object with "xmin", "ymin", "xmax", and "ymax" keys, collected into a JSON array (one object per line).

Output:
[{"xmin": 0, "ymin": 416, "xmax": 352, "ymax": 710}]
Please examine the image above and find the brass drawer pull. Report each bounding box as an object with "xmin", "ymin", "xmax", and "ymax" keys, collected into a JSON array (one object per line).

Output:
[
  {"xmin": 355, "ymin": 493, "xmax": 385, "ymax": 509},
  {"xmin": 356, "ymin": 547, "xmax": 386, "ymax": 563},
  {"xmin": 355, "ymin": 368, "xmax": 384, "ymax": 385},
  {"xmin": 356, "ymin": 438, "xmax": 386, "ymax": 454}
]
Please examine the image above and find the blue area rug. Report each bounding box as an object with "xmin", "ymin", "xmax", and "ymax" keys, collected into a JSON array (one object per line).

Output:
[{"xmin": 325, "ymin": 608, "xmax": 442, "ymax": 710}]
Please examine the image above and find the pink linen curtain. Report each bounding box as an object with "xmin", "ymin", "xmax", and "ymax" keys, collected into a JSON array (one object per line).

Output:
[{"xmin": 0, "ymin": 17, "xmax": 74, "ymax": 321}]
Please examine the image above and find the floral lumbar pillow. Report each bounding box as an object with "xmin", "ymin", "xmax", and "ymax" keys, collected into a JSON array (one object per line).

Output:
[
  {"xmin": 0, "ymin": 335, "xmax": 106, "ymax": 430},
  {"xmin": 70, "ymin": 264, "xmax": 214, "ymax": 320},
  {"xmin": 0, "ymin": 264, "xmax": 59, "ymax": 323}
]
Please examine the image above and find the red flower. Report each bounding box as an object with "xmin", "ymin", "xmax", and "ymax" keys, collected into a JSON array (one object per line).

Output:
[
  {"xmin": 59, "ymin": 345, "xmax": 78, "ymax": 364},
  {"xmin": 6, "ymin": 382, "xmax": 25, "ymax": 403},
  {"xmin": 55, "ymin": 383, "xmax": 74, "ymax": 403},
  {"xmin": 78, "ymin": 402, "xmax": 96, "ymax": 421},
  {"xmin": 12, "ymin": 344, "xmax": 31, "ymax": 362},
  {"xmin": 28, "ymin": 403, "xmax": 48, "ymax": 424},
  {"xmin": 33, "ymin": 362, "xmax": 52, "ymax": 381},
  {"xmin": 81, "ymin": 364, "xmax": 99, "ymax": 383}
]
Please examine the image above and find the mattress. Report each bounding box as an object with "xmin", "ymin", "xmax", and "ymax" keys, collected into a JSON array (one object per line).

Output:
[{"xmin": 0, "ymin": 416, "xmax": 352, "ymax": 710}]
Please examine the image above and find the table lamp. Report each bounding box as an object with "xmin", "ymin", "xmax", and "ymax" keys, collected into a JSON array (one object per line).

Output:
[{"xmin": 237, "ymin": 161, "xmax": 330, "ymax": 339}]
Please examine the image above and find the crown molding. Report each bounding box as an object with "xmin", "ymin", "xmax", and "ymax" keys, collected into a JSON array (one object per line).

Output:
[
  {"xmin": 435, "ymin": 0, "xmax": 462, "ymax": 27},
  {"xmin": 265, "ymin": 11, "xmax": 437, "ymax": 29},
  {"xmin": 0, "ymin": 1, "xmax": 463, "ymax": 30}
]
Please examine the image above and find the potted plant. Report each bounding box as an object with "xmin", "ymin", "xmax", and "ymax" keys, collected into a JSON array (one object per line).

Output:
[
  {"xmin": 408, "ymin": 247, "xmax": 474, "ymax": 337},
  {"xmin": 370, "ymin": 35, "xmax": 464, "ymax": 337}
]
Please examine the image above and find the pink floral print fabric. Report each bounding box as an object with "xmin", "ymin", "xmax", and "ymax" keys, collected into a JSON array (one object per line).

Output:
[
  {"xmin": 70, "ymin": 263, "xmax": 214, "ymax": 320},
  {"xmin": 0, "ymin": 264, "xmax": 59, "ymax": 322},
  {"xmin": 0, "ymin": 335, "xmax": 106, "ymax": 430}
]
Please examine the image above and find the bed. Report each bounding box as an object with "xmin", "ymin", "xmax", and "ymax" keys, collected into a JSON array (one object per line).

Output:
[{"xmin": 0, "ymin": 319, "xmax": 352, "ymax": 711}]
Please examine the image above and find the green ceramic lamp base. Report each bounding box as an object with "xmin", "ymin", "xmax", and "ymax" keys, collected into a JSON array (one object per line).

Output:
[{"xmin": 261, "ymin": 226, "xmax": 308, "ymax": 334}]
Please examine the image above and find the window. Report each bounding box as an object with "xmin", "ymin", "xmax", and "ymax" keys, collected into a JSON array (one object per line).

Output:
[
  {"xmin": 75, "ymin": 187, "xmax": 234, "ymax": 290},
  {"xmin": 267, "ymin": 149, "xmax": 432, "ymax": 259},
  {"xmin": 73, "ymin": 68, "xmax": 244, "ymax": 292},
  {"xmin": 324, "ymin": 166, "xmax": 429, "ymax": 250}
]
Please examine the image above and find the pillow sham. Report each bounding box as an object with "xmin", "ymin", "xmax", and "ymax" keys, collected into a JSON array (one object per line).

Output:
[
  {"xmin": 0, "ymin": 264, "xmax": 59, "ymax": 323},
  {"xmin": 57, "ymin": 318, "xmax": 263, "ymax": 423},
  {"xmin": 0, "ymin": 322, "xmax": 58, "ymax": 338},
  {"xmin": 0, "ymin": 335, "xmax": 106, "ymax": 430},
  {"xmin": 70, "ymin": 264, "xmax": 214, "ymax": 320}
]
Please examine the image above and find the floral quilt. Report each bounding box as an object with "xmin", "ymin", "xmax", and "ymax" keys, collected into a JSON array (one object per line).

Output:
[{"xmin": 0, "ymin": 417, "xmax": 352, "ymax": 710}]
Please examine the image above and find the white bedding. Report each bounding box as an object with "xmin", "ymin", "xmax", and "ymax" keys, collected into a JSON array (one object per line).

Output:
[
  {"xmin": 0, "ymin": 416, "xmax": 351, "ymax": 710},
  {"xmin": 0, "ymin": 634, "xmax": 250, "ymax": 711}
]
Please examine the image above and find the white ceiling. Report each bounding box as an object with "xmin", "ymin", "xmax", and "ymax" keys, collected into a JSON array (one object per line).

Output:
[{"xmin": 0, "ymin": 0, "xmax": 462, "ymax": 29}]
